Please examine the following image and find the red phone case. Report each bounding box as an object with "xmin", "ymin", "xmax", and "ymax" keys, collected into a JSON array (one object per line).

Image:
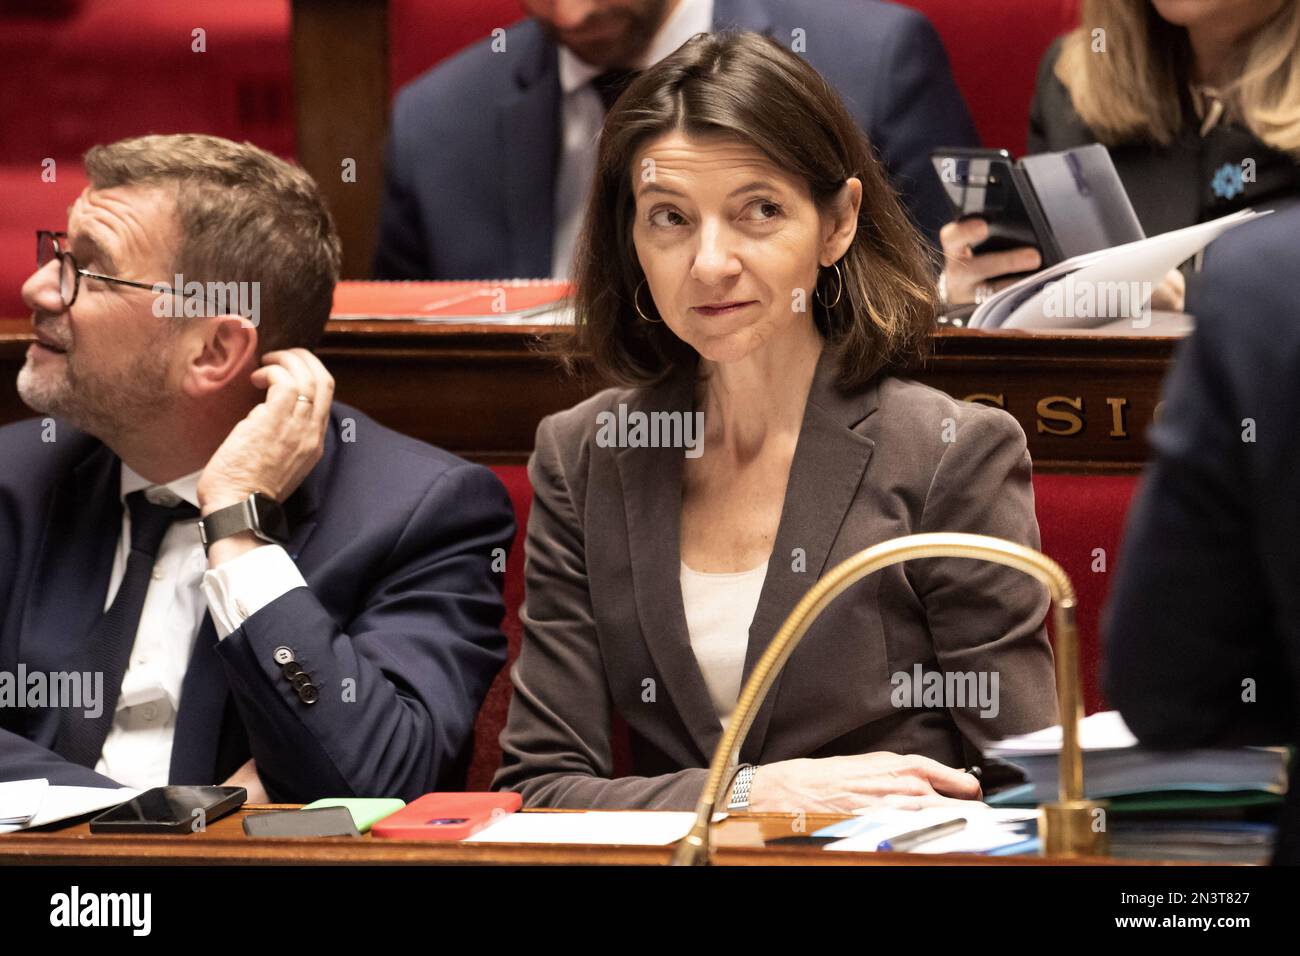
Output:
[{"xmin": 370, "ymin": 792, "xmax": 522, "ymax": 841}]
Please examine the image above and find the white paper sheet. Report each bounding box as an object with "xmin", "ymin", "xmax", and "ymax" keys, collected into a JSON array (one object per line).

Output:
[
  {"xmin": 986, "ymin": 709, "xmax": 1140, "ymax": 755},
  {"xmin": 463, "ymin": 810, "xmax": 724, "ymax": 845},
  {"xmin": 0, "ymin": 778, "xmax": 49, "ymax": 825},
  {"xmin": 970, "ymin": 209, "xmax": 1264, "ymax": 332},
  {"xmin": 0, "ymin": 784, "xmax": 138, "ymax": 833},
  {"xmin": 826, "ymin": 806, "xmax": 1037, "ymax": 854}
]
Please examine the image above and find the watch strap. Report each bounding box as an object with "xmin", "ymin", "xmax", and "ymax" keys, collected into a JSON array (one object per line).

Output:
[
  {"xmin": 199, "ymin": 494, "xmax": 285, "ymax": 553},
  {"xmin": 727, "ymin": 764, "xmax": 757, "ymax": 811}
]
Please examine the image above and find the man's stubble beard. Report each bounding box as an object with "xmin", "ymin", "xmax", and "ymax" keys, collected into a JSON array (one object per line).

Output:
[
  {"xmin": 17, "ymin": 344, "xmax": 173, "ymax": 443},
  {"xmin": 541, "ymin": 0, "xmax": 673, "ymax": 68}
]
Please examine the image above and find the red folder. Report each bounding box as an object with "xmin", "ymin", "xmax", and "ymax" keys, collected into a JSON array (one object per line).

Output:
[{"xmin": 331, "ymin": 279, "xmax": 572, "ymax": 323}]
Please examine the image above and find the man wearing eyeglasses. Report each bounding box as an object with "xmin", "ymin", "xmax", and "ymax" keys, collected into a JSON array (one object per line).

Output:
[{"xmin": 1, "ymin": 134, "xmax": 515, "ymax": 802}]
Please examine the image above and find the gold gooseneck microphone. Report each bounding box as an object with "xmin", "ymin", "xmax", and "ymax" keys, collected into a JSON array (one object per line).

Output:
[{"xmin": 670, "ymin": 532, "xmax": 1106, "ymax": 865}]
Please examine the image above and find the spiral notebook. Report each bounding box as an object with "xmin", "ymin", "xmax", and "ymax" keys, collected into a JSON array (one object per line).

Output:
[{"xmin": 331, "ymin": 279, "xmax": 573, "ymax": 324}]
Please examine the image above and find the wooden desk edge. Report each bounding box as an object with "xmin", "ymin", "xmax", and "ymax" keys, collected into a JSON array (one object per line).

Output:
[{"xmin": 0, "ymin": 808, "xmax": 1215, "ymax": 866}]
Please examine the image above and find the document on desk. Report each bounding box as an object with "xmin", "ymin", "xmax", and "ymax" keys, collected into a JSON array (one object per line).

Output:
[
  {"xmin": 330, "ymin": 279, "xmax": 574, "ymax": 324},
  {"xmin": 984, "ymin": 710, "xmax": 1289, "ymax": 803},
  {"xmin": 463, "ymin": 811, "xmax": 725, "ymax": 846},
  {"xmin": 815, "ymin": 806, "xmax": 1038, "ymax": 854},
  {"xmin": 968, "ymin": 209, "xmax": 1265, "ymax": 332},
  {"xmin": 0, "ymin": 780, "xmax": 138, "ymax": 833},
  {"xmin": 0, "ymin": 777, "xmax": 49, "ymax": 826}
]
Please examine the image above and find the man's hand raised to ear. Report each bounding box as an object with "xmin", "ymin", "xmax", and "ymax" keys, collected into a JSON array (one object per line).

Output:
[{"xmin": 198, "ymin": 349, "xmax": 334, "ymax": 567}]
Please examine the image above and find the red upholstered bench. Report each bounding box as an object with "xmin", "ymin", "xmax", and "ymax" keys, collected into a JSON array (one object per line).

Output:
[
  {"xmin": 467, "ymin": 465, "xmax": 1139, "ymax": 790},
  {"xmin": 0, "ymin": 0, "xmax": 293, "ymax": 317},
  {"xmin": 906, "ymin": 0, "xmax": 1080, "ymax": 156}
]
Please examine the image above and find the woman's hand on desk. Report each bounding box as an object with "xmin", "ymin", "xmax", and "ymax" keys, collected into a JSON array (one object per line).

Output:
[
  {"xmin": 1150, "ymin": 267, "xmax": 1186, "ymax": 313},
  {"xmin": 747, "ymin": 752, "xmax": 982, "ymax": 814},
  {"xmin": 939, "ymin": 218, "xmax": 1041, "ymax": 307}
]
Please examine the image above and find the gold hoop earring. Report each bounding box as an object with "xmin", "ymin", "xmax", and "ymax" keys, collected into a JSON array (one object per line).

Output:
[
  {"xmin": 815, "ymin": 261, "xmax": 843, "ymax": 310},
  {"xmin": 633, "ymin": 278, "xmax": 662, "ymax": 323}
]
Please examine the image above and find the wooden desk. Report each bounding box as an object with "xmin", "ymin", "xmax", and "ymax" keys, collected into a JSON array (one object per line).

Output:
[
  {"xmin": 0, "ymin": 319, "xmax": 1177, "ymax": 472},
  {"xmin": 0, "ymin": 807, "xmax": 1188, "ymax": 866}
]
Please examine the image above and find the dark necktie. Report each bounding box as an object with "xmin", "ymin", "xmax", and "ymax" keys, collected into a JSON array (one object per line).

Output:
[
  {"xmin": 55, "ymin": 489, "xmax": 199, "ymax": 769},
  {"xmin": 591, "ymin": 68, "xmax": 640, "ymax": 113}
]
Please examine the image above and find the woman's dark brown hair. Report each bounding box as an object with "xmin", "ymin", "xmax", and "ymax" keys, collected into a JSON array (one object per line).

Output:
[{"xmin": 564, "ymin": 30, "xmax": 938, "ymax": 388}]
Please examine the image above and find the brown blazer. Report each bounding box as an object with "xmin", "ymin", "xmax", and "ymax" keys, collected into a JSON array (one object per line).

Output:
[{"xmin": 493, "ymin": 350, "xmax": 1058, "ymax": 809}]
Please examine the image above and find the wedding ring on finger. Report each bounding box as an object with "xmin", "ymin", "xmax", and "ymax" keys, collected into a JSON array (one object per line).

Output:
[
  {"xmin": 973, "ymin": 283, "xmax": 994, "ymax": 305},
  {"xmin": 296, "ymin": 395, "xmax": 313, "ymax": 405}
]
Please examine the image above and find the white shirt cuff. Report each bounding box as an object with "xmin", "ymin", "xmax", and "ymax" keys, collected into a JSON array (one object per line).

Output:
[{"xmin": 202, "ymin": 544, "xmax": 308, "ymax": 640}]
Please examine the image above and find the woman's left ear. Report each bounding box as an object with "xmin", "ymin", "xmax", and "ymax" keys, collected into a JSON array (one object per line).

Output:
[{"xmin": 821, "ymin": 177, "xmax": 862, "ymax": 266}]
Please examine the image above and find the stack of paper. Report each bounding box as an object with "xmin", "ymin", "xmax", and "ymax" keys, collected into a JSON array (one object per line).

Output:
[
  {"xmin": 0, "ymin": 778, "xmax": 138, "ymax": 833},
  {"xmin": 1109, "ymin": 821, "xmax": 1275, "ymax": 864},
  {"xmin": 968, "ymin": 209, "xmax": 1264, "ymax": 333},
  {"xmin": 983, "ymin": 711, "xmax": 1289, "ymax": 805},
  {"xmin": 813, "ymin": 805, "xmax": 1039, "ymax": 854},
  {"xmin": 0, "ymin": 778, "xmax": 49, "ymax": 828}
]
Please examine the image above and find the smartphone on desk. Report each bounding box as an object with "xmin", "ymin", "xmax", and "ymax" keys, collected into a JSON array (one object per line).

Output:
[
  {"xmin": 301, "ymin": 797, "xmax": 405, "ymax": 833},
  {"xmin": 89, "ymin": 785, "xmax": 246, "ymax": 835},
  {"xmin": 370, "ymin": 792, "xmax": 521, "ymax": 841}
]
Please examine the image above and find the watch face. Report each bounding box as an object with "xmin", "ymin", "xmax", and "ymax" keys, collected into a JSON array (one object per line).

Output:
[{"xmin": 251, "ymin": 494, "xmax": 290, "ymax": 544}]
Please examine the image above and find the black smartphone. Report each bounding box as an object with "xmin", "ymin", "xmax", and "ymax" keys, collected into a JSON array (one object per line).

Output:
[
  {"xmin": 89, "ymin": 785, "xmax": 247, "ymax": 835},
  {"xmin": 243, "ymin": 807, "xmax": 360, "ymax": 838},
  {"xmin": 931, "ymin": 147, "xmax": 1046, "ymax": 258}
]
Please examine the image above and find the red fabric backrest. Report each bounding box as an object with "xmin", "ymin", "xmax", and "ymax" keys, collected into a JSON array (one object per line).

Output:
[
  {"xmin": 0, "ymin": 2, "xmax": 293, "ymax": 164},
  {"xmin": 389, "ymin": 0, "xmax": 527, "ymax": 93},
  {"xmin": 467, "ymin": 463, "xmax": 1140, "ymax": 789},
  {"xmin": 900, "ymin": 0, "xmax": 1080, "ymax": 155},
  {"xmin": 1031, "ymin": 472, "xmax": 1140, "ymax": 716},
  {"xmin": 0, "ymin": 0, "xmax": 294, "ymax": 318},
  {"xmin": 467, "ymin": 464, "xmax": 531, "ymax": 791}
]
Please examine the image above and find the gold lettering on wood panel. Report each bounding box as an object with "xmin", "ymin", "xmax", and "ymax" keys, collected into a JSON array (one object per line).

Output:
[
  {"xmin": 1036, "ymin": 396, "xmax": 1084, "ymax": 436},
  {"xmin": 961, "ymin": 393, "xmax": 1006, "ymax": 409},
  {"xmin": 1105, "ymin": 397, "xmax": 1129, "ymax": 438}
]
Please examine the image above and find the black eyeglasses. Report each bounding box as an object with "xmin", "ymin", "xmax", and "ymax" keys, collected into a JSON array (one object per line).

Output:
[{"xmin": 36, "ymin": 230, "xmax": 206, "ymax": 311}]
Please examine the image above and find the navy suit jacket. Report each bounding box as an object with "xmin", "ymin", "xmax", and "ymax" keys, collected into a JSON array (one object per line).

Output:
[
  {"xmin": 374, "ymin": 0, "xmax": 978, "ymax": 279},
  {"xmin": 0, "ymin": 403, "xmax": 515, "ymax": 802},
  {"xmin": 1102, "ymin": 206, "xmax": 1300, "ymax": 864}
]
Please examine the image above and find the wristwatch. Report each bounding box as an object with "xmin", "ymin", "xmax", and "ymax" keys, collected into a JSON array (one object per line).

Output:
[
  {"xmin": 727, "ymin": 764, "xmax": 757, "ymax": 811},
  {"xmin": 198, "ymin": 493, "xmax": 290, "ymax": 553}
]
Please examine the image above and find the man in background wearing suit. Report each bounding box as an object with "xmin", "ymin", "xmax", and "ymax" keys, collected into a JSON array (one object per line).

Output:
[
  {"xmin": 0, "ymin": 134, "xmax": 515, "ymax": 802},
  {"xmin": 1103, "ymin": 205, "xmax": 1300, "ymax": 865},
  {"xmin": 374, "ymin": 0, "xmax": 978, "ymax": 280}
]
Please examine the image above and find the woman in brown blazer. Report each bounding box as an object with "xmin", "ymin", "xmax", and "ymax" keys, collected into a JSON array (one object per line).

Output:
[{"xmin": 493, "ymin": 32, "xmax": 1058, "ymax": 813}]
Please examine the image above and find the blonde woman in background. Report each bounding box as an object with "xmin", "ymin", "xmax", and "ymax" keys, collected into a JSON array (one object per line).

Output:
[{"xmin": 943, "ymin": 0, "xmax": 1300, "ymax": 309}]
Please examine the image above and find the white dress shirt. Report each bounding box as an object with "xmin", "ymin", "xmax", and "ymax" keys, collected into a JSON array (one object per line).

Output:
[
  {"xmin": 93, "ymin": 464, "xmax": 307, "ymax": 789},
  {"xmin": 679, "ymin": 558, "xmax": 768, "ymax": 730},
  {"xmin": 550, "ymin": 0, "xmax": 714, "ymax": 278}
]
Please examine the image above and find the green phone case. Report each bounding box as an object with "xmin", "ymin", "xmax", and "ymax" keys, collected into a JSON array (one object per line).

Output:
[{"xmin": 302, "ymin": 797, "xmax": 406, "ymax": 833}]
